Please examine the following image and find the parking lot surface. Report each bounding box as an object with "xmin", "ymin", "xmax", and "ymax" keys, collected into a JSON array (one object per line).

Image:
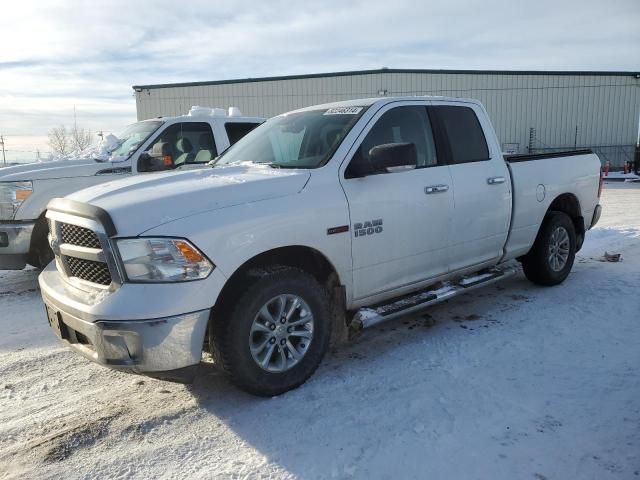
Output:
[{"xmin": 1, "ymin": 183, "xmax": 639, "ymax": 479}]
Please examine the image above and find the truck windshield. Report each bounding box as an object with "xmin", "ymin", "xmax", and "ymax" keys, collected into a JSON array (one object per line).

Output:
[
  {"xmin": 109, "ymin": 121, "xmax": 163, "ymax": 158},
  {"xmin": 215, "ymin": 106, "xmax": 367, "ymax": 169}
]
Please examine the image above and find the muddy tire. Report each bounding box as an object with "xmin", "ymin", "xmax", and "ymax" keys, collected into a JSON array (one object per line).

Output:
[
  {"xmin": 522, "ymin": 211, "xmax": 576, "ymax": 286},
  {"xmin": 214, "ymin": 266, "xmax": 331, "ymax": 396}
]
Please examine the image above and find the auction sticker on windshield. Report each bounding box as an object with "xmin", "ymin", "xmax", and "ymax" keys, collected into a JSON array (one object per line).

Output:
[{"xmin": 324, "ymin": 107, "xmax": 363, "ymax": 115}]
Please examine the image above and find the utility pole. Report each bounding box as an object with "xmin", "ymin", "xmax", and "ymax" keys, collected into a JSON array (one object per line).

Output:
[
  {"xmin": 0, "ymin": 135, "xmax": 6, "ymax": 165},
  {"xmin": 634, "ymin": 108, "xmax": 640, "ymax": 175},
  {"xmin": 636, "ymin": 108, "xmax": 640, "ymax": 148}
]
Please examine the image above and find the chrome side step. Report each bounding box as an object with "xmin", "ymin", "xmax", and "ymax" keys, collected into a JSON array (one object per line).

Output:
[{"xmin": 350, "ymin": 266, "xmax": 518, "ymax": 332}]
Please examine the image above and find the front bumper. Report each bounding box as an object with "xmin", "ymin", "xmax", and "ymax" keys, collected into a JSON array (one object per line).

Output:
[
  {"xmin": 0, "ymin": 221, "xmax": 35, "ymax": 269},
  {"xmin": 39, "ymin": 267, "xmax": 211, "ymax": 381}
]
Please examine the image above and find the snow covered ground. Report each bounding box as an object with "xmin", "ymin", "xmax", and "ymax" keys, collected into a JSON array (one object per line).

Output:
[
  {"xmin": 1, "ymin": 185, "xmax": 639, "ymax": 479},
  {"xmin": 603, "ymin": 171, "xmax": 640, "ymax": 182}
]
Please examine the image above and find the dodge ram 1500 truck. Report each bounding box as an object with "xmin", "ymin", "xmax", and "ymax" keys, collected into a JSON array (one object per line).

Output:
[
  {"xmin": 39, "ymin": 96, "xmax": 603, "ymax": 396},
  {"xmin": 0, "ymin": 107, "xmax": 263, "ymax": 270}
]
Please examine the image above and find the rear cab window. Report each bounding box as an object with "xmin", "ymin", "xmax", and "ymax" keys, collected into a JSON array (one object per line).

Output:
[
  {"xmin": 429, "ymin": 105, "xmax": 489, "ymax": 164},
  {"xmin": 225, "ymin": 122, "xmax": 262, "ymax": 146}
]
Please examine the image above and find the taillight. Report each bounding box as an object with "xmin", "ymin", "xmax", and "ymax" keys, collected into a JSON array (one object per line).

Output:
[{"xmin": 598, "ymin": 167, "xmax": 603, "ymax": 198}]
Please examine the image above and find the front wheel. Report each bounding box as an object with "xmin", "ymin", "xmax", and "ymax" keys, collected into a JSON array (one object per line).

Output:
[
  {"xmin": 214, "ymin": 266, "xmax": 331, "ymax": 396},
  {"xmin": 27, "ymin": 217, "xmax": 54, "ymax": 269},
  {"xmin": 522, "ymin": 211, "xmax": 576, "ymax": 286}
]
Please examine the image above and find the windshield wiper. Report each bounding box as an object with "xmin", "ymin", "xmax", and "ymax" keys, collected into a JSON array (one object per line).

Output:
[{"xmin": 209, "ymin": 146, "xmax": 234, "ymax": 167}]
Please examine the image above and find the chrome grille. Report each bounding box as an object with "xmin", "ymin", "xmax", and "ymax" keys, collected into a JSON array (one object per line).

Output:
[
  {"xmin": 65, "ymin": 256, "xmax": 112, "ymax": 286},
  {"xmin": 59, "ymin": 223, "xmax": 101, "ymax": 249}
]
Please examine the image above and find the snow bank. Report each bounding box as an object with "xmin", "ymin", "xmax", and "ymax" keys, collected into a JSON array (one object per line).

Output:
[
  {"xmin": 603, "ymin": 171, "xmax": 640, "ymax": 181},
  {"xmin": 42, "ymin": 134, "xmax": 128, "ymax": 163}
]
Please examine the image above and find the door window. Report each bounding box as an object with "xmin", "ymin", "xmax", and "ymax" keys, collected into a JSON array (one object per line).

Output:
[
  {"xmin": 431, "ymin": 106, "xmax": 489, "ymax": 164},
  {"xmin": 139, "ymin": 122, "xmax": 216, "ymax": 172},
  {"xmin": 346, "ymin": 106, "xmax": 437, "ymax": 177}
]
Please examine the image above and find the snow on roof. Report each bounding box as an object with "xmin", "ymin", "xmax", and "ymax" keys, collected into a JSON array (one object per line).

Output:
[{"xmin": 187, "ymin": 106, "xmax": 244, "ymax": 117}]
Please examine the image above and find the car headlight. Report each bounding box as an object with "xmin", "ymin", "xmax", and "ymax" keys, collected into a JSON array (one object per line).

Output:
[
  {"xmin": 0, "ymin": 181, "xmax": 33, "ymax": 220},
  {"xmin": 116, "ymin": 238, "xmax": 214, "ymax": 282}
]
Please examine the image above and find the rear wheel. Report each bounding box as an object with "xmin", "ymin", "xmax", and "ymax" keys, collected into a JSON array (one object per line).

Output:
[
  {"xmin": 522, "ymin": 211, "xmax": 576, "ymax": 286},
  {"xmin": 214, "ymin": 266, "xmax": 331, "ymax": 396}
]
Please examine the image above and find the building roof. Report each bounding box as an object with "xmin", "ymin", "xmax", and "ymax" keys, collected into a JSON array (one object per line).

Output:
[{"xmin": 132, "ymin": 68, "xmax": 640, "ymax": 91}]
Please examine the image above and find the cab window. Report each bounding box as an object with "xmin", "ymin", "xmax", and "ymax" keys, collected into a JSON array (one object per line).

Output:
[{"xmin": 139, "ymin": 122, "xmax": 217, "ymax": 172}]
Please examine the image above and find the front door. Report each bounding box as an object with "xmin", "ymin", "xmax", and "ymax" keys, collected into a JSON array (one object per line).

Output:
[{"xmin": 340, "ymin": 103, "xmax": 454, "ymax": 300}]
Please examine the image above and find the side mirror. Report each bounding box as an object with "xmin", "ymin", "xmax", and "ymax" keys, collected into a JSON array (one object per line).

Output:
[
  {"xmin": 137, "ymin": 152, "xmax": 152, "ymax": 170},
  {"xmin": 137, "ymin": 143, "xmax": 173, "ymax": 172},
  {"xmin": 369, "ymin": 142, "xmax": 417, "ymax": 173}
]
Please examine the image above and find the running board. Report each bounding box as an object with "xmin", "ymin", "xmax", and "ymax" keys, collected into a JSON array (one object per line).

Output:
[{"xmin": 350, "ymin": 266, "xmax": 518, "ymax": 332}]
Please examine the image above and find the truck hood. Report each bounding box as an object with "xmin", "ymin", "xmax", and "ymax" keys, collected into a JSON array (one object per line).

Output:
[
  {"xmin": 68, "ymin": 163, "xmax": 311, "ymax": 235},
  {"xmin": 0, "ymin": 159, "xmax": 113, "ymax": 181}
]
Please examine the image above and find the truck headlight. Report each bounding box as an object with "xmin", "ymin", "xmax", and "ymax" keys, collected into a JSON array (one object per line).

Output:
[
  {"xmin": 0, "ymin": 181, "xmax": 33, "ymax": 220},
  {"xmin": 116, "ymin": 238, "xmax": 214, "ymax": 282}
]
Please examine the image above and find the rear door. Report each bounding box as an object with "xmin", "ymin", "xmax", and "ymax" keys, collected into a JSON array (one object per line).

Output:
[
  {"xmin": 340, "ymin": 102, "xmax": 454, "ymax": 300},
  {"xmin": 428, "ymin": 103, "xmax": 511, "ymax": 271}
]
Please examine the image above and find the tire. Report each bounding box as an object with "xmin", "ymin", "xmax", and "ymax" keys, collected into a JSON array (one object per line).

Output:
[
  {"xmin": 214, "ymin": 266, "xmax": 331, "ymax": 396},
  {"xmin": 522, "ymin": 211, "xmax": 576, "ymax": 286},
  {"xmin": 27, "ymin": 218, "xmax": 54, "ymax": 269}
]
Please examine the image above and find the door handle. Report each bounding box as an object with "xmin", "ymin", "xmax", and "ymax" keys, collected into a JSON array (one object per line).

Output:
[
  {"xmin": 487, "ymin": 176, "xmax": 506, "ymax": 185},
  {"xmin": 425, "ymin": 184, "xmax": 449, "ymax": 194}
]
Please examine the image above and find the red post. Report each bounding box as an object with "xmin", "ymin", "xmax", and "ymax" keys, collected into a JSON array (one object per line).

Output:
[
  {"xmin": 604, "ymin": 161, "xmax": 610, "ymax": 176},
  {"xmin": 624, "ymin": 162, "xmax": 629, "ymax": 174}
]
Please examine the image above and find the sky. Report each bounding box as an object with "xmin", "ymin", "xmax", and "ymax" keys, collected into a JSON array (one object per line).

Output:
[{"xmin": 1, "ymin": 0, "xmax": 639, "ymax": 162}]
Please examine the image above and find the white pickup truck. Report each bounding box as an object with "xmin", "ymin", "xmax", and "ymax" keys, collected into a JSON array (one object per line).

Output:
[
  {"xmin": 0, "ymin": 107, "xmax": 263, "ymax": 270},
  {"xmin": 39, "ymin": 96, "xmax": 602, "ymax": 396}
]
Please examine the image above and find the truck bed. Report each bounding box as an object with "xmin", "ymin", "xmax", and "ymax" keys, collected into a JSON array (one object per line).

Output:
[
  {"xmin": 504, "ymin": 149, "xmax": 593, "ymax": 163},
  {"xmin": 502, "ymin": 149, "xmax": 601, "ymax": 260}
]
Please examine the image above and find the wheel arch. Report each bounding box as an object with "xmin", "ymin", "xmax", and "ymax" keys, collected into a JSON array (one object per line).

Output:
[
  {"xmin": 223, "ymin": 245, "xmax": 341, "ymax": 289},
  {"xmin": 208, "ymin": 245, "xmax": 348, "ymax": 351},
  {"xmin": 546, "ymin": 193, "xmax": 585, "ymax": 250},
  {"xmin": 27, "ymin": 210, "xmax": 51, "ymax": 267}
]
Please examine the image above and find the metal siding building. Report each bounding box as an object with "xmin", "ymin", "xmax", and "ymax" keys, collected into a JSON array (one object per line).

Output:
[{"xmin": 134, "ymin": 69, "xmax": 640, "ymax": 166}]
